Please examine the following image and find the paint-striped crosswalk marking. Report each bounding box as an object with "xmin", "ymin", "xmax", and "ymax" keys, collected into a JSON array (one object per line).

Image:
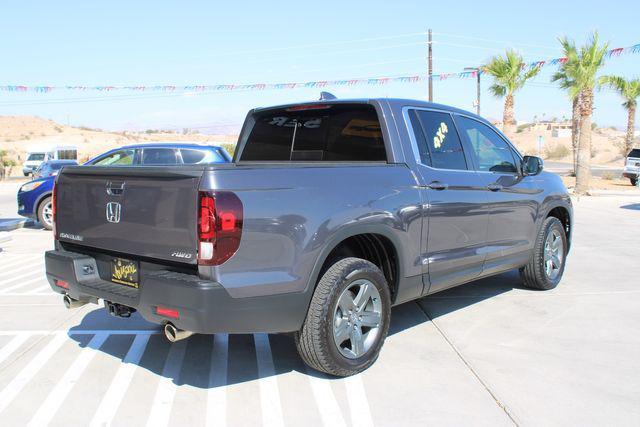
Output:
[{"xmin": 0, "ymin": 334, "xmax": 30, "ymax": 366}]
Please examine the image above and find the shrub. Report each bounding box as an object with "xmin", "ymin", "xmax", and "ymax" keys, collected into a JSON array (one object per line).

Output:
[
  {"xmin": 601, "ymin": 171, "xmax": 615, "ymax": 180},
  {"xmin": 220, "ymin": 143, "xmax": 236, "ymax": 157},
  {"xmin": 544, "ymin": 143, "xmax": 570, "ymax": 159}
]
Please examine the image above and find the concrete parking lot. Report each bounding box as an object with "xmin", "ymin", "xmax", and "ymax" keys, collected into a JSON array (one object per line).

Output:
[{"xmin": 0, "ymin": 181, "xmax": 638, "ymax": 426}]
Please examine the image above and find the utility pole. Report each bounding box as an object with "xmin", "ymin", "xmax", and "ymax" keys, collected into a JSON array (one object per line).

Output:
[{"xmin": 428, "ymin": 29, "xmax": 433, "ymax": 102}]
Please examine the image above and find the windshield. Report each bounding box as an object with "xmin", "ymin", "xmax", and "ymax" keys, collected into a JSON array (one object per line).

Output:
[
  {"xmin": 627, "ymin": 149, "xmax": 640, "ymax": 159},
  {"xmin": 27, "ymin": 153, "xmax": 45, "ymax": 161}
]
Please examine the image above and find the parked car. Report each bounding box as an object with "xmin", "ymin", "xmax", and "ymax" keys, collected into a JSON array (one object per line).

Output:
[
  {"xmin": 622, "ymin": 148, "xmax": 640, "ymax": 186},
  {"xmin": 22, "ymin": 145, "xmax": 78, "ymax": 176},
  {"xmin": 18, "ymin": 143, "xmax": 231, "ymax": 229},
  {"xmin": 33, "ymin": 159, "xmax": 78, "ymax": 179},
  {"xmin": 45, "ymin": 99, "xmax": 572, "ymax": 376}
]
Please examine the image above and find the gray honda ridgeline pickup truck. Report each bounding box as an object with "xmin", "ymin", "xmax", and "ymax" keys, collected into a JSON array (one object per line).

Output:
[{"xmin": 45, "ymin": 98, "xmax": 572, "ymax": 376}]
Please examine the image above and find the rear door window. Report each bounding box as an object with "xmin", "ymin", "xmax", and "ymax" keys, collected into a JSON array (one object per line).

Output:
[
  {"xmin": 238, "ymin": 104, "xmax": 386, "ymax": 162},
  {"xmin": 408, "ymin": 109, "xmax": 468, "ymax": 170},
  {"xmin": 141, "ymin": 148, "xmax": 179, "ymax": 165}
]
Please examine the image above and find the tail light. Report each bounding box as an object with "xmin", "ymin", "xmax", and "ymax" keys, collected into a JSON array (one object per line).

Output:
[
  {"xmin": 198, "ymin": 191, "xmax": 243, "ymax": 266},
  {"xmin": 52, "ymin": 181, "xmax": 58, "ymax": 239}
]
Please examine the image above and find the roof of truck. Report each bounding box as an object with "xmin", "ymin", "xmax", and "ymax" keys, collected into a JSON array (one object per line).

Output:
[
  {"xmin": 117, "ymin": 142, "xmax": 226, "ymax": 150},
  {"xmin": 252, "ymin": 97, "xmax": 487, "ymax": 123}
]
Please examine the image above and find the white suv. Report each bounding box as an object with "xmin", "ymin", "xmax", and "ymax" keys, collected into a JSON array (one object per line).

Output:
[{"xmin": 623, "ymin": 148, "xmax": 640, "ymax": 186}]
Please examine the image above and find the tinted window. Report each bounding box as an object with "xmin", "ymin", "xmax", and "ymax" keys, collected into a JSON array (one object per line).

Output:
[
  {"xmin": 57, "ymin": 149, "xmax": 77, "ymax": 160},
  {"xmin": 180, "ymin": 148, "xmax": 225, "ymax": 164},
  {"xmin": 409, "ymin": 110, "xmax": 467, "ymax": 170},
  {"xmin": 92, "ymin": 149, "xmax": 136, "ymax": 166},
  {"xmin": 142, "ymin": 148, "xmax": 179, "ymax": 165},
  {"xmin": 239, "ymin": 104, "xmax": 386, "ymax": 162},
  {"xmin": 628, "ymin": 149, "xmax": 640, "ymax": 159},
  {"xmin": 455, "ymin": 116, "xmax": 518, "ymax": 173}
]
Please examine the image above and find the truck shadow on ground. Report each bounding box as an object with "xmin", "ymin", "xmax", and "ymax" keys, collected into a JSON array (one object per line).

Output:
[{"xmin": 67, "ymin": 269, "xmax": 525, "ymax": 388}]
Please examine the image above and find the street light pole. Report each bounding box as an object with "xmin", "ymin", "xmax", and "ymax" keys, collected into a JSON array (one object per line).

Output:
[
  {"xmin": 428, "ymin": 29, "xmax": 433, "ymax": 102},
  {"xmin": 464, "ymin": 66, "xmax": 481, "ymax": 115}
]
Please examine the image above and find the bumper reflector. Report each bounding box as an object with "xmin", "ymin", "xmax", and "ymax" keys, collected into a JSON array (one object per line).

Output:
[
  {"xmin": 156, "ymin": 306, "xmax": 180, "ymax": 319},
  {"xmin": 55, "ymin": 279, "xmax": 69, "ymax": 289}
]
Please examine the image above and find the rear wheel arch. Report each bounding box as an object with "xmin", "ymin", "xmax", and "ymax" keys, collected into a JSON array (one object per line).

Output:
[{"xmin": 306, "ymin": 227, "xmax": 403, "ymax": 304}]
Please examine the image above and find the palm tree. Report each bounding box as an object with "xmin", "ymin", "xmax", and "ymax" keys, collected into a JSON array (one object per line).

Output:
[
  {"xmin": 599, "ymin": 75, "xmax": 640, "ymax": 153},
  {"xmin": 552, "ymin": 40, "xmax": 581, "ymax": 174},
  {"xmin": 559, "ymin": 32, "xmax": 609, "ymax": 194},
  {"xmin": 484, "ymin": 49, "xmax": 541, "ymax": 136}
]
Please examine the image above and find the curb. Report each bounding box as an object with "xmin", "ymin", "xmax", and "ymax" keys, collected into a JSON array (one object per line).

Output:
[{"xmin": 0, "ymin": 218, "xmax": 34, "ymax": 232}]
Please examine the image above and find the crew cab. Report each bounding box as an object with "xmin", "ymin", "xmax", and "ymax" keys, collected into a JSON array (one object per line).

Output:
[{"xmin": 45, "ymin": 99, "xmax": 572, "ymax": 376}]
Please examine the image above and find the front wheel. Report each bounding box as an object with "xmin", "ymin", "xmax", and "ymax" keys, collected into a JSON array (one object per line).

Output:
[
  {"xmin": 295, "ymin": 257, "xmax": 391, "ymax": 377},
  {"xmin": 631, "ymin": 177, "xmax": 638, "ymax": 187},
  {"xmin": 521, "ymin": 217, "xmax": 567, "ymax": 290},
  {"xmin": 37, "ymin": 196, "xmax": 53, "ymax": 230}
]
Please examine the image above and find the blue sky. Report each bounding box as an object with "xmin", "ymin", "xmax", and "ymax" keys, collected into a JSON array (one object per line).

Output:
[{"xmin": 0, "ymin": 0, "xmax": 638, "ymax": 133}]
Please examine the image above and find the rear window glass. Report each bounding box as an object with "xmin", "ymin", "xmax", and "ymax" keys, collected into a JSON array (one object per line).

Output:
[
  {"xmin": 238, "ymin": 104, "xmax": 386, "ymax": 162},
  {"xmin": 628, "ymin": 149, "xmax": 640, "ymax": 158}
]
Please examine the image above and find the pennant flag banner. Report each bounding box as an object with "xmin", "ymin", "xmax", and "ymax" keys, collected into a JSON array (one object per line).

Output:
[{"xmin": 1, "ymin": 43, "xmax": 638, "ymax": 93}]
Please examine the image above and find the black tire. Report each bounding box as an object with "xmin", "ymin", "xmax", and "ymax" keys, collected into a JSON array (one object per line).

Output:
[
  {"xmin": 631, "ymin": 177, "xmax": 638, "ymax": 187},
  {"xmin": 521, "ymin": 217, "xmax": 567, "ymax": 290},
  {"xmin": 37, "ymin": 196, "xmax": 53, "ymax": 231},
  {"xmin": 295, "ymin": 257, "xmax": 391, "ymax": 377}
]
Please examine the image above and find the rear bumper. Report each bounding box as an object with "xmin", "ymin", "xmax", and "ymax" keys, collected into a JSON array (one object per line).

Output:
[{"xmin": 45, "ymin": 249, "xmax": 310, "ymax": 334}]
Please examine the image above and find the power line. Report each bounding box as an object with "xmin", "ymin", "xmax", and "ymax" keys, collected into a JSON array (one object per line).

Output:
[
  {"xmin": 208, "ymin": 32, "xmax": 427, "ymax": 58},
  {"xmin": 433, "ymin": 32, "xmax": 560, "ymax": 51}
]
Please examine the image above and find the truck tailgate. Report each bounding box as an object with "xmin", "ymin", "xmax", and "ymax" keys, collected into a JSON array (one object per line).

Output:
[{"xmin": 55, "ymin": 166, "xmax": 204, "ymax": 264}]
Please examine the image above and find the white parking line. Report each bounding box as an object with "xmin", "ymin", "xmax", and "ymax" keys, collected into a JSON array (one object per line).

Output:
[
  {"xmin": 146, "ymin": 340, "xmax": 188, "ymax": 427},
  {"xmin": 0, "ymin": 265, "xmax": 42, "ymax": 279},
  {"xmin": 254, "ymin": 333, "xmax": 285, "ymax": 427},
  {"xmin": 0, "ymin": 332, "xmax": 67, "ymax": 415},
  {"xmin": 90, "ymin": 334, "xmax": 150, "ymax": 427},
  {"xmin": 28, "ymin": 333, "xmax": 109, "ymax": 426},
  {"xmin": 0, "ymin": 276, "xmax": 48, "ymax": 294},
  {"xmin": 0, "ymin": 269, "xmax": 45, "ymax": 285},
  {"xmin": 0, "ymin": 257, "xmax": 42, "ymax": 271},
  {"xmin": 0, "ymin": 334, "xmax": 30, "ymax": 366},
  {"xmin": 0, "ymin": 259, "xmax": 44, "ymax": 276},
  {"xmin": 343, "ymin": 375, "xmax": 374, "ymax": 427},
  {"xmin": 307, "ymin": 371, "xmax": 347, "ymax": 427},
  {"xmin": 25, "ymin": 285, "xmax": 51, "ymax": 294},
  {"xmin": 207, "ymin": 333, "xmax": 228, "ymax": 427}
]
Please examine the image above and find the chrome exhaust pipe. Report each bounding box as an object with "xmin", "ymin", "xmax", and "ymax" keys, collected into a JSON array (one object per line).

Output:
[
  {"xmin": 63, "ymin": 294, "xmax": 87, "ymax": 309},
  {"xmin": 164, "ymin": 322, "xmax": 194, "ymax": 342}
]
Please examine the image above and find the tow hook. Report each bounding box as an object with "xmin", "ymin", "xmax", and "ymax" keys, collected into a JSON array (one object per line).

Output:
[
  {"xmin": 104, "ymin": 301, "xmax": 135, "ymax": 318},
  {"xmin": 164, "ymin": 322, "xmax": 194, "ymax": 342},
  {"xmin": 63, "ymin": 294, "xmax": 88, "ymax": 309}
]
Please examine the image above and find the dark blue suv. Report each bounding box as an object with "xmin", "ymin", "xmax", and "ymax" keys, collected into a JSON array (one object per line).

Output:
[{"xmin": 18, "ymin": 143, "xmax": 232, "ymax": 229}]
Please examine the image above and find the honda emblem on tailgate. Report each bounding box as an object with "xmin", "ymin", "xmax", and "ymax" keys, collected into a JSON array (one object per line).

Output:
[{"xmin": 106, "ymin": 202, "xmax": 122, "ymax": 223}]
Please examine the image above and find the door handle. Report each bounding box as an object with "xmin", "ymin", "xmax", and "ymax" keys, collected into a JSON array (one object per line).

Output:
[
  {"xmin": 487, "ymin": 183, "xmax": 503, "ymax": 192},
  {"xmin": 427, "ymin": 181, "xmax": 448, "ymax": 191},
  {"xmin": 106, "ymin": 181, "xmax": 125, "ymax": 196}
]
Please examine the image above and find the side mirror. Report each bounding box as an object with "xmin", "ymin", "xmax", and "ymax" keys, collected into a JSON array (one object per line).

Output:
[{"xmin": 522, "ymin": 155, "xmax": 543, "ymax": 176}]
